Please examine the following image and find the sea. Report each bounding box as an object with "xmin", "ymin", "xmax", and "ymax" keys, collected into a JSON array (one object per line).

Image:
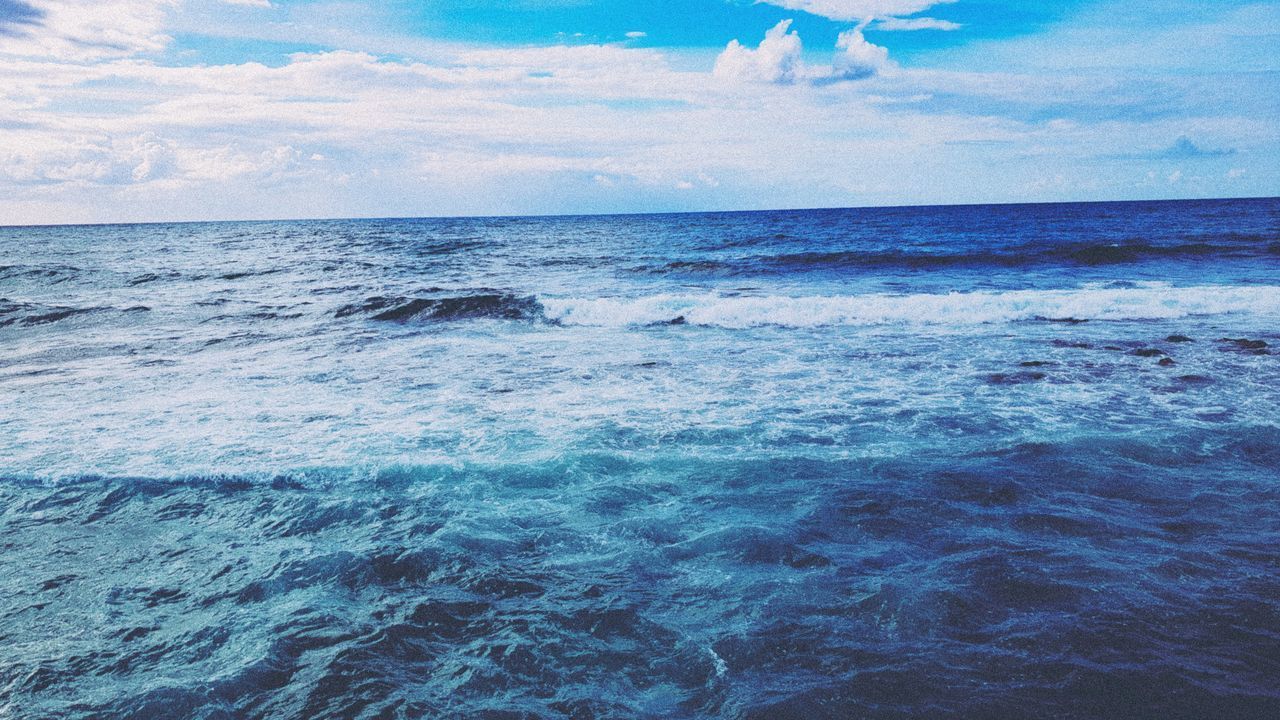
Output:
[{"xmin": 1, "ymin": 197, "xmax": 1278, "ymax": 719}]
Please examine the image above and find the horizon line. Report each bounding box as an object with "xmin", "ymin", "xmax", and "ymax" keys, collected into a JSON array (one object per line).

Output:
[{"xmin": 3, "ymin": 194, "xmax": 1276, "ymax": 230}]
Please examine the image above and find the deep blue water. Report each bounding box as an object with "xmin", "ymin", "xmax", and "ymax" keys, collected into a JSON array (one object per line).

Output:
[{"xmin": 2, "ymin": 198, "xmax": 1279, "ymax": 718}]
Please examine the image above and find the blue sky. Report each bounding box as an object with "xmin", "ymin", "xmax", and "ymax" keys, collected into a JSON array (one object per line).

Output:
[
  {"xmin": 398, "ymin": 0, "xmax": 1085, "ymax": 52},
  {"xmin": 0, "ymin": 0, "xmax": 1276, "ymax": 223}
]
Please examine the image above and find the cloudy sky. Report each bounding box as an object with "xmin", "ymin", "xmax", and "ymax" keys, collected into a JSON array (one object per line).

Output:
[{"xmin": 0, "ymin": 0, "xmax": 1276, "ymax": 224}]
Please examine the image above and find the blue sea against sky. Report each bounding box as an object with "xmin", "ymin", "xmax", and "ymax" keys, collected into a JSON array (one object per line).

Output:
[{"xmin": 2, "ymin": 198, "xmax": 1280, "ymax": 718}]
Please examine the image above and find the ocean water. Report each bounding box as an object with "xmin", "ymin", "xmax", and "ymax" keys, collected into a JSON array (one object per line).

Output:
[{"xmin": 2, "ymin": 197, "xmax": 1279, "ymax": 718}]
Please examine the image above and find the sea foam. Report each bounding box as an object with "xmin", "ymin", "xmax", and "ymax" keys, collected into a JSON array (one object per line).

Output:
[{"xmin": 541, "ymin": 284, "xmax": 1280, "ymax": 328}]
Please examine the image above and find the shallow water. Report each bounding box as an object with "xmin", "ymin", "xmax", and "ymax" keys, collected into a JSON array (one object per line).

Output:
[{"xmin": 2, "ymin": 198, "xmax": 1279, "ymax": 718}]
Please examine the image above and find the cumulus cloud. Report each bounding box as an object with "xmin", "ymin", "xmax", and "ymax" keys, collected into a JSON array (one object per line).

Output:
[
  {"xmin": 721, "ymin": 0, "xmax": 943, "ymax": 85},
  {"xmin": 757, "ymin": 0, "xmax": 952, "ymax": 22},
  {"xmin": 715, "ymin": 19, "xmax": 889, "ymax": 85},
  {"xmin": 713, "ymin": 19, "xmax": 805, "ymax": 84},
  {"xmin": 831, "ymin": 25, "xmax": 889, "ymax": 80}
]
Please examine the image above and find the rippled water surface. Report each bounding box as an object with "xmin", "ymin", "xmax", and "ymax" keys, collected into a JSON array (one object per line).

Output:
[{"xmin": 2, "ymin": 198, "xmax": 1279, "ymax": 718}]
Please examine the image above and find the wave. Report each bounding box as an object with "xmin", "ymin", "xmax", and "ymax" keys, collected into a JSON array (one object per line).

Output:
[
  {"xmin": 541, "ymin": 284, "xmax": 1280, "ymax": 328},
  {"xmin": 336, "ymin": 292, "xmax": 543, "ymax": 323},
  {"xmin": 645, "ymin": 237, "xmax": 1280, "ymax": 275},
  {"xmin": 0, "ymin": 264, "xmax": 81, "ymax": 283},
  {"xmin": 0, "ymin": 299, "xmax": 106, "ymax": 327}
]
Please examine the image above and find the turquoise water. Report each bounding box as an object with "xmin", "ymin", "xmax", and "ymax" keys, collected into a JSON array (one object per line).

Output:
[{"xmin": 2, "ymin": 198, "xmax": 1279, "ymax": 717}]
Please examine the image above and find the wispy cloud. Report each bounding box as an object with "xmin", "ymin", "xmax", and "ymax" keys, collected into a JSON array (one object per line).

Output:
[
  {"xmin": 755, "ymin": 0, "xmax": 954, "ymax": 22},
  {"xmin": 874, "ymin": 16, "xmax": 960, "ymax": 31},
  {"xmin": 1157, "ymin": 136, "xmax": 1236, "ymax": 159},
  {"xmin": 0, "ymin": 0, "xmax": 175, "ymax": 60},
  {"xmin": 0, "ymin": 0, "xmax": 43, "ymax": 37},
  {"xmin": 1105, "ymin": 136, "xmax": 1239, "ymax": 162}
]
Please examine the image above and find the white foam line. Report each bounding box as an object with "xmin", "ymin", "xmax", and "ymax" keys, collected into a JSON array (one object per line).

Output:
[{"xmin": 540, "ymin": 285, "xmax": 1280, "ymax": 328}]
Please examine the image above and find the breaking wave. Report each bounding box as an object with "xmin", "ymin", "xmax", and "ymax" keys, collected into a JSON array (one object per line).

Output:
[
  {"xmin": 336, "ymin": 292, "xmax": 543, "ymax": 323},
  {"xmin": 541, "ymin": 284, "xmax": 1280, "ymax": 328}
]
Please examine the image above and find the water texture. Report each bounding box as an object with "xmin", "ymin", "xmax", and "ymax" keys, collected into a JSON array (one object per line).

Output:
[{"xmin": 2, "ymin": 198, "xmax": 1279, "ymax": 718}]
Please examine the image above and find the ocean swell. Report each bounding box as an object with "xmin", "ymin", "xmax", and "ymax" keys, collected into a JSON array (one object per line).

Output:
[{"xmin": 642, "ymin": 235, "xmax": 1280, "ymax": 276}]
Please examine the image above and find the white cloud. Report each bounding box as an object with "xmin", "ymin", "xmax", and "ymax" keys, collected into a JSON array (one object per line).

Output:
[
  {"xmin": 0, "ymin": 128, "xmax": 306, "ymax": 188},
  {"xmin": 831, "ymin": 25, "xmax": 889, "ymax": 80},
  {"xmin": 0, "ymin": 0, "xmax": 273, "ymax": 61},
  {"xmin": 756, "ymin": 0, "xmax": 952, "ymax": 22},
  {"xmin": 0, "ymin": 0, "xmax": 1275, "ymax": 223},
  {"xmin": 713, "ymin": 19, "xmax": 805, "ymax": 84},
  {"xmin": 875, "ymin": 16, "xmax": 960, "ymax": 31},
  {"xmin": 0, "ymin": 0, "xmax": 177, "ymax": 61},
  {"xmin": 625, "ymin": 31, "xmax": 646, "ymax": 39},
  {"xmin": 715, "ymin": 19, "xmax": 889, "ymax": 85}
]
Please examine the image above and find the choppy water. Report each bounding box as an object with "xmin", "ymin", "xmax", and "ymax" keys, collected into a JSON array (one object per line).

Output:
[{"xmin": 2, "ymin": 198, "xmax": 1279, "ymax": 718}]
